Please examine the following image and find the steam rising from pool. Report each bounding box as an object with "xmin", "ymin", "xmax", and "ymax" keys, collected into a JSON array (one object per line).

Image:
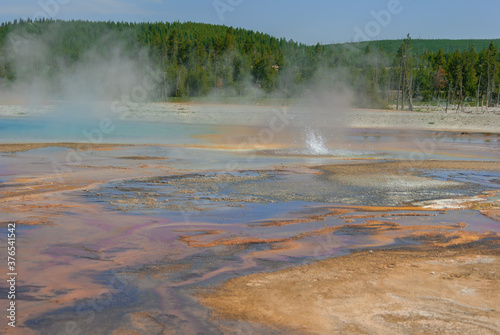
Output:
[{"xmin": 288, "ymin": 86, "xmax": 354, "ymax": 156}]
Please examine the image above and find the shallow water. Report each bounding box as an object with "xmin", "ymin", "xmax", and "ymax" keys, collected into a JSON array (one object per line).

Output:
[
  {"xmin": 0, "ymin": 117, "xmax": 214, "ymax": 144},
  {"xmin": 92, "ymin": 168, "xmax": 499, "ymax": 213},
  {"xmin": 1, "ymin": 108, "xmax": 499, "ymax": 334}
]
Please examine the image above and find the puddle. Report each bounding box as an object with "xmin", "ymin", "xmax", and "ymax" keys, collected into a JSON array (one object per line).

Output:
[{"xmin": 420, "ymin": 170, "xmax": 500, "ymax": 188}]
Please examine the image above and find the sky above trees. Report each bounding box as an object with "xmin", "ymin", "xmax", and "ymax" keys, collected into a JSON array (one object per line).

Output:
[{"xmin": 0, "ymin": 0, "xmax": 498, "ymax": 45}]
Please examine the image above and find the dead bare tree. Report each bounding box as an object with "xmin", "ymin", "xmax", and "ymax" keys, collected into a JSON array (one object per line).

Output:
[{"xmin": 477, "ymin": 75, "xmax": 481, "ymax": 113}]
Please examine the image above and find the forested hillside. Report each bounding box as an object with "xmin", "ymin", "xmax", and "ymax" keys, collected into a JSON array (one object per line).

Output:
[
  {"xmin": 334, "ymin": 39, "xmax": 500, "ymax": 55},
  {"xmin": 0, "ymin": 19, "xmax": 499, "ymax": 110}
]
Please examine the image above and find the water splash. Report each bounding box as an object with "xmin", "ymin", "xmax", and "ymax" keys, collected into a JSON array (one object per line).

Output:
[{"xmin": 305, "ymin": 128, "xmax": 329, "ymax": 155}]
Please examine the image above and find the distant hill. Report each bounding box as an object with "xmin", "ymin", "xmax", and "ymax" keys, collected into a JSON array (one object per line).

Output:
[{"xmin": 330, "ymin": 39, "xmax": 500, "ymax": 54}]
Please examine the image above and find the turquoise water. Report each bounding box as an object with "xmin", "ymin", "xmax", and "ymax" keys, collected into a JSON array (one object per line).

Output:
[{"xmin": 0, "ymin": 117, "xmax": 212, "ymax": 144}]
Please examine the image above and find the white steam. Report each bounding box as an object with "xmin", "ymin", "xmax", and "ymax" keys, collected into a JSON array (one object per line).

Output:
[
  {"xmin": 289, "ymin": 71, "xmax": 355, "ymax": 155},
  {"xmin": 1, "ymin": 27, "xmax": 160, "ymax": 123}
]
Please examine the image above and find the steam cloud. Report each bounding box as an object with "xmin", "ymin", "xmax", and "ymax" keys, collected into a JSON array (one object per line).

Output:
[{"xmin": 0, "ymin": 25, "xmax": 159, "ymax": 123}]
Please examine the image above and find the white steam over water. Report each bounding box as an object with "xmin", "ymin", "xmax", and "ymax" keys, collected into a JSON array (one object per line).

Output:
[{"xmin": 289, "ymin": 86, "xmax": 354, "ymax": 156}]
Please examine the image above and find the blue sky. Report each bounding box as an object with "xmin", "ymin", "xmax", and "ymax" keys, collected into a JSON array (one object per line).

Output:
[{"xmin": 0, "ymin": 0, "xmax": 498, "ymax": 45}]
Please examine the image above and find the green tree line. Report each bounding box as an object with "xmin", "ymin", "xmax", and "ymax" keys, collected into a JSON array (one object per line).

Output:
[{"xmin": 0, "ymin": 19, "xmax": 499, "ymax": 110}]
